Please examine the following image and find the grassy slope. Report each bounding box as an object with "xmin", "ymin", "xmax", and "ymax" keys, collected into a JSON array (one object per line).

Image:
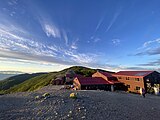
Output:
[
  {"xmin": 0, "ymin": 73, "xmax": 45, "ymax": 91},
  {"xmin": 5, "ymin": 72, "xmax": 57, "ymax": 93},
  {"xmin": 1, "ymin": 66, "xmax": 114, "ymax": 94}
]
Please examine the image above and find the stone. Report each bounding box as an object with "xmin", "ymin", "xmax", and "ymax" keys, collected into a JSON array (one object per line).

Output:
[{"xmin": 81, "ymin": 116, "xmax": 85, "ymax": 119}]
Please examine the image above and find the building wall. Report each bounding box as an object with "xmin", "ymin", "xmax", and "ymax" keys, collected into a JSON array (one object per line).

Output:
[
  {"xmin": 92, "ymin": 72, "xmax": 124, "ymax": 90},
  {"xmin": 144, "ymin": 71, "xmax": 160, "ymax": 93},
  {"xmin": 115, "ymin": 75, "xmax": 145, "ymax": 93},
  {"xmin": 73, "ymin": 78, "xmax": 81, "ymax": 90},
  {"xmin": 144, "ymin": 71, "xmax": 160, "ymax": 85}
]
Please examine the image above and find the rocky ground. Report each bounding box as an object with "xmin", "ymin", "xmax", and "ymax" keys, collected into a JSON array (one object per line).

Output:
[{"xmin": 0, "ymin": 85, "xmax": 160, "ymax": 120}]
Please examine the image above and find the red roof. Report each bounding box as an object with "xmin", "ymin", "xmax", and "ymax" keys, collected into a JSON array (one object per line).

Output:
[
  {"xmin": 98, "ymin": 71, "xmax": 121, "ymax": 83},
  {"xmin": 99, "ymin": 71, "xmax": 113, "ymax": 77},
  {"xmin": 76, "ymin": 77, "xmax": 113, "ymax": 85},
  {"xmin": 113, "ymin": 71, "xmax": 154, "ymax": 77}
]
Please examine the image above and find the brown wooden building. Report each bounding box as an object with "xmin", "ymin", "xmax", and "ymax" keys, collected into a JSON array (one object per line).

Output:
[{"xmin": 113, "ymin": 71, "xmax": 160, "ymax": 93}]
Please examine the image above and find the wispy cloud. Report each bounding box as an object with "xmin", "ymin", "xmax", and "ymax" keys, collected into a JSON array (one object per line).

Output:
[
  {"xmin": 71, "ymin": 38, "xmax": 79, "ymax": 50},
  {"xmin": 135, "ymin": 38, "xmax": 160, "ymax": 56},
  {"xmin": 112, "ymin": 39, "xmax": 120, "ymax": 46},
  {"xmin": 0, "ymin": 28, "xmax": 58, "ymax": 57},
  {"xmin": 90, "ymin": 36, "xmax": 101, "ymax": 43},
  {"xmin": 143, "ymin": 38, "xmax": 160, "ymax": 48},
  {"xmin": 64, "ymin": 50, "xmax": 97, "ymax": 65},
  {"xmin": 0, "ymin": 23, "xmax": 99, "ymax": 67},
  {"xmin": 135, "ymin": 47, "xmax": 160, "ymax": 56},
  {"xmin": 62, "ymin": 29, "xmax": 68, "ymax": 46},
  {"xmin": 138, "ymin": 59, "xmax": 160, "ymax": 66},
  {"xmin": 38, "ymin": 18, "xmax": 71, "ymax": 47},
  {"xmin": 37, "ymin": 15, "xmax": 61, "ymax": 39},
  {"xmin": 0, "ymin": 23, "xmax": 62, "ymax": 65},
  {"xmin": 94, "ymin": 38, "xmax": 101, "ymax": 43},
  {"xmin": 105, "ymin": 11, "xmax": 121, "ymax": 33},
  {"xmin": 43, "ymin": 23, "xmax": 61, "ymax": 38},
  {"xmin": 0, "ymin": 71, "xmax": 24, "ymax": 74},
  {"xmin": 95, "ymin": 16, "xmax": 104, "ymax": 32},
  {"xmin": 7, "ymin": 0, "xmax": 18, "ymax": 6},
  {"xmin": 132, "ymin": 38, "xmax": 160, "ymax": 69},
  {"xmin": 91, "ymin": 63, "xmax": 153, "ymax": 72}
]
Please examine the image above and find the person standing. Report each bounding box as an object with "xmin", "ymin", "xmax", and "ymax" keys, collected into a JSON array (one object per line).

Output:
[{"xmin": 142, "ymin": 88, "xmax": 146, "ymax": 98}]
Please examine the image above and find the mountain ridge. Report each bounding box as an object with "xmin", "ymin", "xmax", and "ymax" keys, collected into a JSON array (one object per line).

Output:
[{"xmin": 0, "ymin": 66, "xmax": 114, "ymax": 94}]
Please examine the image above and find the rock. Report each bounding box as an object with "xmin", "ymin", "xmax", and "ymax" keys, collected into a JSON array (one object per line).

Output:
[
  {"xmin": 78, "ymin": 106, "xmax": 85, "ymax": 111},
  {"xmin": 69, "ymin": 111, "xmax": 72, "ymax": 114},
  {"xmin": 35, "ymin": 95, "xmax": 40, "ymax": 100},
  {"xmin": 55, "ymin": 112, "xmax": 58, "ymax": 115},
  {"xmin": 81, "ymin": 116, "xmax": 85, "ymax": 119}
]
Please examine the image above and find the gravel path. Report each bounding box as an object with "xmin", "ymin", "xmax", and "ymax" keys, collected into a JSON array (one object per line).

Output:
[{"xmin": 0, "ymin": 86, "xmax": 160, "ymax": 120}]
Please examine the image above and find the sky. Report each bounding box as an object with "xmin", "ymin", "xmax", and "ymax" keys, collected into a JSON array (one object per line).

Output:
[{"xmin": 0, "ymin": 0, "xmax": 160, "ymax": 73}]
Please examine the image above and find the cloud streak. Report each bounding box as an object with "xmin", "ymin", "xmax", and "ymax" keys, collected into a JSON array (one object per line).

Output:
[
  {"xmin": 71, "ymin": 38, "xmax": 79, "ymax": 50},
  {"xmin": 133, "ymin": 38, "xmax": 160, "ymax": 69},
  {"xmin": 95, "ymin": 17, "xmax": 104, "ymax": 32},
  {"xmin": 135, "ymin": 47, "xmax": 160, "ymax": 56},
  {"xmin": 143, "ymin": 38, "xmax": 160, "ymax": 48},
  {"xmin": 135, "ymin": 38, "xmax": 160, "ymax": 56},
  {"xmin": 0, "ymin": 28, "xmax": 58, "ymax": 57},
  {"xmin": 62, "ymin": 29, "xmax": 69, "ymax": 46},
  {"xmin": 138, "ymin": 59, "xmax": 160, "ymax": 66},
  {"xmin": 105, "ymin": 11, "xmax": 121, "ymax": 33}
]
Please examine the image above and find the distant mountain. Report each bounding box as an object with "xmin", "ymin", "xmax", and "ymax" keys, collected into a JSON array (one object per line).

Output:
[
  {"xmin": 0, "ymin": 71, "xmax": 25, "ymax": 81},
  {"xmin": 0, "ymin": 74, "xmax": 16, "ymax": 81},
  {"xmin": 0, "ymin": 66, "xmax": 114, "ymax": 94}
]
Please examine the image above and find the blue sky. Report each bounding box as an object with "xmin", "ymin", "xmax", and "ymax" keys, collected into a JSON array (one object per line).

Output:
[{"xmin": 0, "ymin": 0, "xmax": 160, "ymax": 73}]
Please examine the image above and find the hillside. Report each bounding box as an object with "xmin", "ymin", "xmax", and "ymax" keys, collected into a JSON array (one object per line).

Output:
[
  {"xmin": 5, "ymin": 72, "xmax": 57, "ymax": 93},
  {"xmin": 0, "ymin": 73, "xmax": 46, "ymax": 94},
  {"xmin": 0, "ymin": 66, "xmax": 114, "ymax": 94}
]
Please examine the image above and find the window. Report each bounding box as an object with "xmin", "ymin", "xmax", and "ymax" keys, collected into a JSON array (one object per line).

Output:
[
  {"xmin": 135, "ymin": 78, "xmax": 140, "ymax": 81},
  {"xmin": 127, "ymin": 85, "xmax": 130, "ymax": 88},
  {"xmin": 146, "ymin": 79, "xmax": 150, "ymax": 82},
  {"xmin": 136, "ymin": 86, "xmax": 140, "ymax": 90},
  {"xmin": 126, "ymin": 77, "xmax": 130, "ymax": 80},
  {"xmin": 118, "ymin": 77, "xmax": 122, "ymax": 79}
]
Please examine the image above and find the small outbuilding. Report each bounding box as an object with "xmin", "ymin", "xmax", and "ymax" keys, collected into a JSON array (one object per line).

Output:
[{"xmin": 51, "ymin": 76, "xmax": 65, "ymax": 85}]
